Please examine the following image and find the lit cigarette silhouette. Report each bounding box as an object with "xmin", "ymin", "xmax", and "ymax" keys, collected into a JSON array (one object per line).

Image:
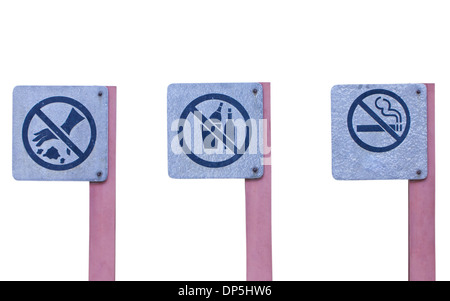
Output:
[
  {"xmin": 357, "ymin": 97, "xmax": 403, "ymax": 132},
  {"xmin": 357, "ymin": 124, "xmax": 402, "ymax": 132}
]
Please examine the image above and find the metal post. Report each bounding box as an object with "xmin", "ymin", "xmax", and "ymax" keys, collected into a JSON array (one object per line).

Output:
[
  {"xmin": 89, "ymin": 86, "xmax": 116, "ymax": 281},
  {"xmin": 245, "ymin": 82, "xmax": 272, "ymax": 281},
  {"xmin": 408, "ymin": 83, "xmax": 435, "ymax": 281}
]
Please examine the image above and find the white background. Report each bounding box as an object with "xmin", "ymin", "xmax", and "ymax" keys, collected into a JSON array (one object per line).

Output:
[{"xmin": 0, "ymin": 0, "xmax": 449, "ymax": 281}]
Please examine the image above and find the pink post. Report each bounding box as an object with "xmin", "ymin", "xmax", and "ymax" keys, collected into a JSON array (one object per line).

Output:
[
  {"xmin": 408, "ymin": 83, "xmax": 435, "ymax": 281},
  {"xmin": 89, "ymin": 86, "xmax": 116, "ymax": 281},
  {"xmin": 244, "ymin": 82, "xmax": 272, "ymax": 281}
]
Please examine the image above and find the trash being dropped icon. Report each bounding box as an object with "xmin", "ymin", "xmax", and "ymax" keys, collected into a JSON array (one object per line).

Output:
[
  {"xmin": 33, "ymin": 108, "xmax": 85, "ymax": 163},
  {"xmin": 43, "ymin": 146, "xmax": 60, "ymax": 160}
]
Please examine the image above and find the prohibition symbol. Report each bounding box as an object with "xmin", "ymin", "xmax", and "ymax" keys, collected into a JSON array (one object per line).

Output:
[
  {"xmin": 178, "ymin": 93, "xmax": 251, "ymax": 168},
  {"xmin": 347, "ymin": 89, "xmax": 410, "ymax": 153},
  {"xmin": 22, "ymin": 96, "xmax": 97, "ymax": 171}
]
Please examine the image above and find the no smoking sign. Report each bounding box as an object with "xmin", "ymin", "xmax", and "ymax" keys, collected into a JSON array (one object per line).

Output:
[
  {"xmin": 13, "ymin": 86, "xmax": 109, "ymax": 181},
  {"xmin": 331, "ymin": 84, "xmax": 428, "ymax": 180}
]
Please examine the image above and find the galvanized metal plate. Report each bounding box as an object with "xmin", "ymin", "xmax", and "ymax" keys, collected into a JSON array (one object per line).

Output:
[
  {"xmin": 331, "ymin": 84, "xmax": 427, "ymax": 180},
  {"xmin": 13, "ymin": 86, "xmax": 108, "ymax": 181},
  {"xmin": 167, "ymin": 83, "xmax": 264, "ymax": 179}
]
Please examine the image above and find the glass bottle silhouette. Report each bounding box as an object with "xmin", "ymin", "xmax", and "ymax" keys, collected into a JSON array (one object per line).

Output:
[
  {"xmin": 202, "ymin": 102, "xmax": 223, "ymax": 149},
  {"xmin": 224, "ymin": 108, "xmax": 236, "ymax": 153}
]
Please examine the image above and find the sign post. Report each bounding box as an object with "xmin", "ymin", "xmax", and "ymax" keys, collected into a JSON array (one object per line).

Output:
[
  {"xmin": 408, "ymin": 83, "xmax": 435, "ymax": 281},
  {"xmin": 167, "ymin": 82, "xmax": 272, "ymax": 280},
  {"xmin": 331, "ymin": 83, "xmax": 434, "ymax": 281},
  {"xmin": 89, "ymin": 86, "xmax": 116, "ymax": 281},
  {"xmin": 13, "ymin": 85, "xmax": 115, "ymax": 281},
  {"xmin": 245, "ymin": 82, "xmax": 272, "ymax": 281}
]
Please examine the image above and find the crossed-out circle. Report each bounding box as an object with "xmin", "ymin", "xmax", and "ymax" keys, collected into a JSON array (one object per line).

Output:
[
  {"xmin": 22, "ymin": 96, "xmax": 97, "ymax": 171},
  {"xmin": 347, "ymin": 89, "xmax": 411, "ymax": 153},
  {"xmin": 178, "ymin": 93, "xmax": 251, "ymax": 168}
]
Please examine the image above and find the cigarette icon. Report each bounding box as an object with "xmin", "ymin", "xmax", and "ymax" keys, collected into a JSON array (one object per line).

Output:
[{"xmin": 357, "ymin": 124, "xmax": 402, "ymax": 132}]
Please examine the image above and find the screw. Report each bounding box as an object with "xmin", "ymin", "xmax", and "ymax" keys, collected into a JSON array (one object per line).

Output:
[
  {"xmin": 98, "ymin": 91, "xmax": 103, "ymax": 97},
  {"xmin": 416, "ymin": 90, "xmax": 421, "ymax": 95},
  {"xmin": 97, "ymin": 171, "xmax": 102, "ymax": 177},
  {"xmin": 416, "ymin": 170, "xmax": 422, "ymax": 176},
  {"xmin": 252, "ymin": 88, "xmax": 258, "ymax": 95},
  {"xmin": 252, "ymin": 167, "xmax": 258, "ymax": 173}
]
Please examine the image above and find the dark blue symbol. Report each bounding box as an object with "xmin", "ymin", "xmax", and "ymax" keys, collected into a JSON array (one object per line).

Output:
[
  {"xmin": 43, "ymin": 146, "xmax": 60, "ymax": 160},
  {"xmin": 61, "ymin": 108, "xmax": 85, "ymax": 135},
  {"xmin": 22, "ymin": 96, "xmax": 96, "ymax": 171},
  {"xmin": 178, "ymin": 93, "xmax": 251, "ymax": 168},
  {"xmin": 201, "ymin": 102, "xmax": 224, "ymax": 149},
  {"xmin": 347, "ymin": 89, "xmax": 410, "ymax": 153},
  {"xmin": 32, "ymin": 129, "xmax": 57, "ymax": 146}
]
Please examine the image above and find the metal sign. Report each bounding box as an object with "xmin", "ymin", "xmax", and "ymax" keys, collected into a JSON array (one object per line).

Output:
[
  {"xmin": 13, "ymin": 86, "xmax": 109, "ymax": 181},
  {"xmin": 167, "ymin": 83, "xmax": 264, "ymax": 179},
  {"xmin": 331, "ymin": 84, "xmax": 428, "ymax": 180}
]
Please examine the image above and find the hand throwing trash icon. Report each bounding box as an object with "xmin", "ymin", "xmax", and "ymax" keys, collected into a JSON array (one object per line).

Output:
[
  {"xmin": 33, "ymin": 108, "xmax": 85, "ymax": 143},
  {"xmin": 22, "ymin": 96, "xmax": 97, "ymax": 171},
  {"xmin": 32, "ymin": 108, "xmax": 85, "ymax": 162}
]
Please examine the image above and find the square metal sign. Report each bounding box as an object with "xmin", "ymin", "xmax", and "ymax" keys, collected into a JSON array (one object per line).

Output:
[
  {"xmin": 331, "ymin": 84, "xmax": 428, "ymax": 180},
  {"xmin": 167, "ymin": 83, "xmax": 264, "ymax": 179},
  {"xmin": 13, "ymin": 86, "xmax": 109, "ymax": 181}
]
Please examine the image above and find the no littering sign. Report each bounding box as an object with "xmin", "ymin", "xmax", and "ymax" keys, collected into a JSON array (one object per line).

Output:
[{"xmin": 13, "ymin": 86, "xmax": 109, "ymax": 181}]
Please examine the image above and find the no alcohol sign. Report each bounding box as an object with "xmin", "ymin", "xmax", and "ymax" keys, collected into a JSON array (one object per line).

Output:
[
  {"xmin": 167, "ymin": 83, "xmax": 264, "ymax": 179},
  {"xmin": 331, "ymin": 84, "xmax": 428, "ymax": 180},
  {"xmin": 13, "ymin": 86, "xmax": 109, "ymax": 181}
]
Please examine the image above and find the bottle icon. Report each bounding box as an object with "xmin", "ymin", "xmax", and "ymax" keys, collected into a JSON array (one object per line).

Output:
[
  {"xmin": 224, "ymin": 108, "xmax": 236, "ymax": 153},
  {"xmin": 202, "ymin": 102, "xmax": 223, "ymax": 149}
]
